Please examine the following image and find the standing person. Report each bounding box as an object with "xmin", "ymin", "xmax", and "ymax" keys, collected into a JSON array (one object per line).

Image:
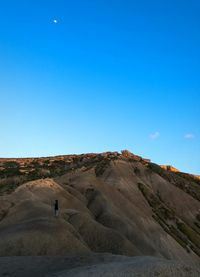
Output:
[{"xmin": 54, "ymin": 200, "xmax": 59, "ymax": 217}]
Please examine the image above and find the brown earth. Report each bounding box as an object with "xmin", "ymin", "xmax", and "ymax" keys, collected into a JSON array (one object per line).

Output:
[
  {"xmin": 0, "ymin": 255, "xmax": 200, "ymax": 277},
  {"xmin": 0, "ymin": 150, "xmax": 200, "ymax": 274}
]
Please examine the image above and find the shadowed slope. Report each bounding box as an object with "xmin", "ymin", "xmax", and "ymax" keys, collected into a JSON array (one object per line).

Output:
[
  {"xmin": 0, "ymin": 255, "xmax": 200, "ymax": 277},
  {"xmin": 0, "ymin": 151, "xmax": 200, "ymax": 266}
]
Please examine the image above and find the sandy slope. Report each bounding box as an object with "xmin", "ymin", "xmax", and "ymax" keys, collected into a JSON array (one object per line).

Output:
[
  {"xmin": 0, "ymin": 152, "xmax": 200, "ymax": 270},
  {"xmin": 0, "ymin": 255, "xmax": 199, "ymax": 277}
]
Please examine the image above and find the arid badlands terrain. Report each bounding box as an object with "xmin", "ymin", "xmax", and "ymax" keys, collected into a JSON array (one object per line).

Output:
[{"xmin": 0, "ymin": 150, "xmax": 200, "ymax": 276}]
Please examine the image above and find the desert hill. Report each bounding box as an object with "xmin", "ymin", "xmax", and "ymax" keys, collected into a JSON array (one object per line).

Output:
[{"xmin": 0, "ymin": 150, "xmax": 200, "ymax": 274}]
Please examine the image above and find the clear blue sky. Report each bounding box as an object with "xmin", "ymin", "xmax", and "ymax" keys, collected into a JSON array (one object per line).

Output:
[{"xmin": 0, "ymin": 0, "xmax": 199, "ymax": 174}]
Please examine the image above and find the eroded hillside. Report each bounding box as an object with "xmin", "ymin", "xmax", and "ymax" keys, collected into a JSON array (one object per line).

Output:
[{"xmin": 0, "ymin": 151, "xmax": 200, "ymax": 266}]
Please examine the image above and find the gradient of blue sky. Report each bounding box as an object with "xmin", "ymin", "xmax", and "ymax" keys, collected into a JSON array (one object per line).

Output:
[{"xmin": 0, "ymin": 0, "xmax": 199, "ymax": 174}]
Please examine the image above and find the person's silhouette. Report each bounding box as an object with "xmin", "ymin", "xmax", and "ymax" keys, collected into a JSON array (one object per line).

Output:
[{"xmin": 54, "ymin": 200, "xmax": 59, "ymax": 217}]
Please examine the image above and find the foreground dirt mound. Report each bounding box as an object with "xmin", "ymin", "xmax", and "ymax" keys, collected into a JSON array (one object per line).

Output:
[
  {"xmin": 0, "ymin": 151, "xmax": 200, "ymax": 266},
  {"xmin": 55, "ymin": 256, "xmax": 200, "ymax": 277},
  {"xmin": 0, "ymin": 255, "xmax": 199, "ymax": 277}
]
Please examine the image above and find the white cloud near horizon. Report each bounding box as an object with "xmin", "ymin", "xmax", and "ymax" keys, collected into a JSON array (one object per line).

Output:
[
  {"xmin": 149, "ymin": 131, "xmax": 160, "ymax": 140},
  {"xmin": 184, "ymin": 133, "xmax": 195, "ymax": 139}
]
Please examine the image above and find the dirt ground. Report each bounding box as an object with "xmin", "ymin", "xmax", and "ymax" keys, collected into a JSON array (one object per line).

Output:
[{"xmin": 0, "ymin": 254, "xmax": 200, "ymax": 277}]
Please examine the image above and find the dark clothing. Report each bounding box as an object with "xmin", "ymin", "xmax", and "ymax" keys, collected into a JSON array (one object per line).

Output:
[
  {"xmin": 54, "ymin": 200, "xmax": 59, "ymax": 217},
  {"xmin": 54, "ymin": 200, "xmax": 58, "ymax": 210}
]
